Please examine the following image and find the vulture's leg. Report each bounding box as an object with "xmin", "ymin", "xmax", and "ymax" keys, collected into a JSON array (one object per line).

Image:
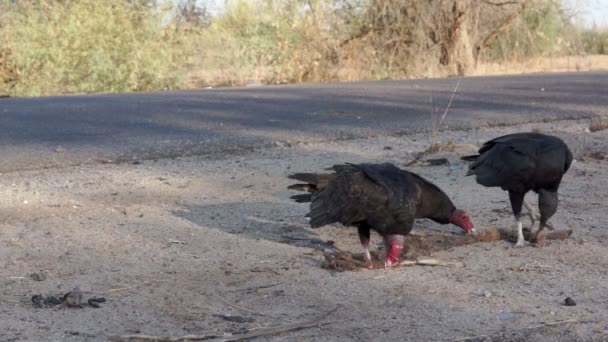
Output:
[
  {"xmin": 523, "ymin": 200, "xmax": 538, "ymax": 227},
  {"xmin": 357, "ymin": 223, "xmax": 372, "ymax": 263},
  {"xmin": 536, "ymin": 189, "xmax": 558, "ymax": 246},
  {"xmin": 509, "ymin": 191, "xmax": 528, "ymax": 247},
  {"xmin": 383, "ymin": 234, "xmax": 405, "ymax": 268},
  {"xmin": 523, "ymin": 200, "xmax": 555, "ymax": 231}
]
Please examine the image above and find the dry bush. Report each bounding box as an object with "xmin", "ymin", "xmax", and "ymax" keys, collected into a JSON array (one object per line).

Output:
[
  {"xmin": 187, "ymin": 0, "xmax": 345, "ymax": 87},
  {"xmin": 339, "ymin": 0, "xmax": 531, "ymax": 78}
]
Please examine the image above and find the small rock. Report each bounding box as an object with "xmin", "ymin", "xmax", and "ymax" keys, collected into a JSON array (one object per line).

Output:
[
  {"xmin": 483, "ymin": 291, "xmax": 492, "ymax": 298},
  {"xmin": 63, "ymin": 287, "xmax": 83, "ymax": 308},
  {"xmin": 30, "ymin": 272, "xmax": 47, "ymax": 281},
  {"xmin": 55, "ymin": 146, "xmax": 65, "ymax": 153},
  {"xmin": 87, "ymin": 297, "xmax": 106, "ymax": 308},
  {"xmin": 383, "ymin": 146, "xmax": 393, "ymax": 150},
  {"xmin": 564, "ymin": 297, "xmax": 577, "ymax": 306}
]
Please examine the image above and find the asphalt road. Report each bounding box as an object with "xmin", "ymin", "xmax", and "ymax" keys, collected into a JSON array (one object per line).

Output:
[{"xmin": 1, "ymin": 72, "xmax": 606, "ymax": 172}]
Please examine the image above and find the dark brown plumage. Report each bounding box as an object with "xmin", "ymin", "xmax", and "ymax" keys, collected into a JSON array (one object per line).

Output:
[
  {"xmin": 288, "ymin": 163, "xmax": 474, "ymax": 267},
  {"xmin": 462, "ymin": 132, "xmax": 573, "ymax": 246}
]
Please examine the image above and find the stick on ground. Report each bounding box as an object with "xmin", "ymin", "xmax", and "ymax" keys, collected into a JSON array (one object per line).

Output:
[
  {"xmin": 213, "ymin": 291, "xmax": 295, "ymax": 323},
  {"xmin": 112, "ymin": 306, "xmax": 339, "ymax": 342},
  {"xmin": 450, "ymin": 319, "xmax": 578, "ymax": 341}
]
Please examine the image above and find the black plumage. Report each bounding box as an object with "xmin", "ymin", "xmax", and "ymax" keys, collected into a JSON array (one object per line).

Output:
[
  {"xmin": 462, "ymin": 132, "xmax": 572, "ymax": 246},
  {"xmin": 288, "ymin": 163, "xmax": 474, "ymax": 267}
]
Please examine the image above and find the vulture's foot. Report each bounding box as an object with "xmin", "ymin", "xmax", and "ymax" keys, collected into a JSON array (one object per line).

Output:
[
  {"xmin": 533, "ymin": 230, "xmax": 547, "ymax": 247},
  {"xmin": 363, "ymin": 247, "xmax": 376, "ymax": 269},
  {"xmin": 514, "ymin": 239, "xmax": 530, "ymax": 248},
  {"xmin": 384, "ymin": 259, "xmax": 399, "ymax": 268},
  {"xmin": 383, "ymin": 234, "xmax": 404, "ymax": 269}
]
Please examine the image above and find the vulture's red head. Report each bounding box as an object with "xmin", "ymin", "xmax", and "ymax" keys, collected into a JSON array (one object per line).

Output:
[{"xmin": 450, "ymin": 209, "xmax": 475, "ymax": 233}]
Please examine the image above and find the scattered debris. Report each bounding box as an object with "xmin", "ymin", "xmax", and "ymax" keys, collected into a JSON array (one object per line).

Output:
[
  {"xmin": 564, "ymin": 297, "xmax": 577, "ymax": 306},
  {"xmin": 320, "ymin": 227, "xmax": 573, "ymax": 272},
  {"xmin": 30, "ymin": 271, "xmax": 47, "ymax": 282},
  {"xmin": 321, "ymin": 249, "xmax": 464, "ymax": 272},
  {"xmin": 32, "ymin": 287, "xmax": 106, "ymax": 309}
]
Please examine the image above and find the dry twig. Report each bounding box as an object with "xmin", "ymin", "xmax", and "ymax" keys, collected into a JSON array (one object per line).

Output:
[
  {"xmin": 213, "ymin": 292, "xmax": 295, "ymax": 323},
  {"xmin": 112, "ymin": 306, "xmax": 339, "ymax": 342},
  {"xmin": 450, "ymin": 319, "xmax": 578, "ymax": 341},
  {"xmin": 85, "ymin": 282, "xmax": 152, "ymax": 295},
  {"xmin": 439, "ymin": 80, "xmax": 461, "ymax": 126}
]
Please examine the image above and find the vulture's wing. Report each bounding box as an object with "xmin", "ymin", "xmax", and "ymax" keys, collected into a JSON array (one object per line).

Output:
[
  {"xmin": 307, "ymin": 167, "xmax": 390, "ymax": 228},
  {"xmin": 469, "ymin": 142, "xmax": 536, "ymax": 190}
]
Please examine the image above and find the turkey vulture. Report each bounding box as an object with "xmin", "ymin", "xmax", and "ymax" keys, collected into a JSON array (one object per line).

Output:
[
  {"xmin": 287, "ymin": 163, "xmax": 474, "ymax": 268},
  {"xmin": 462, "ymin": 132, "xmax": 573, "ymax": 246}
]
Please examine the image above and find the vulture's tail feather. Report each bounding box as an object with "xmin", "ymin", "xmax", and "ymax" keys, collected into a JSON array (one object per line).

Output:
[
  {"xmin": 290, "ymin": 194, "xmax": 312, "ymax": 203},
  {"xmin": 287, "ymin": 183, "xmax": 317, "ymax": 192},
  {"xmin": 461, "ymin": 155, "xmax": 479, "ymax": 162},
  {"xmin": 287, "ymin": 173, "xmax": 321, "ymax": 184}
]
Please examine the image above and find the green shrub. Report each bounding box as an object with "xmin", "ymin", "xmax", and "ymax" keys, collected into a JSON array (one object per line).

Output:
[
  {"xmin": 581, "ymin": 29, "xmax": 608, "ymax": 54},
  {"xmin": 1, "ymin": 0, "xmax": 194, "ymax": 97}
]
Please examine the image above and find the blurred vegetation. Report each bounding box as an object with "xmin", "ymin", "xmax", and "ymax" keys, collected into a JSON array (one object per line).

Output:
[
  {"xmin": 581, "ymin": 27, "xmax": 608, "ymax": 55},
  {"xmin": 0, "ymin": 0, "xmax": 606, "ymax": 97},
  {"xmin": 0, "ymin": 0, "xmax": 195, "ymax": 96}
]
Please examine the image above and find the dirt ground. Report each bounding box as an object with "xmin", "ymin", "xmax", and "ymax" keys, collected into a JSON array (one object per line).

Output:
[{"xmin": 1, "ymin": 119, "xmax": 608, "ymax": 342}]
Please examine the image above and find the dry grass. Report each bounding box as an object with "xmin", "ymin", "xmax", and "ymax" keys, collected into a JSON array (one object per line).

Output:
[
  {"xmin": 474, "ymin": 55, "xmax": 608, "ymax": 76},
  {"xmin": 589, "ymin": 119, "xmax": 608, "ymax": 133}
]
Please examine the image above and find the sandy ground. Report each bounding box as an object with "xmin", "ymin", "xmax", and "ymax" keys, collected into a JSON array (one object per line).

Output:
[{"xmin": 1, "ymin": 119, "xmax": 608, "ymax": 342}]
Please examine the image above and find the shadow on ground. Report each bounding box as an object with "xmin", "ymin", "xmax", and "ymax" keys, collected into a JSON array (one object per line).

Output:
[{"xmin": 172, "ymin": 201, "xmax": 338, "ymax": 250}]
